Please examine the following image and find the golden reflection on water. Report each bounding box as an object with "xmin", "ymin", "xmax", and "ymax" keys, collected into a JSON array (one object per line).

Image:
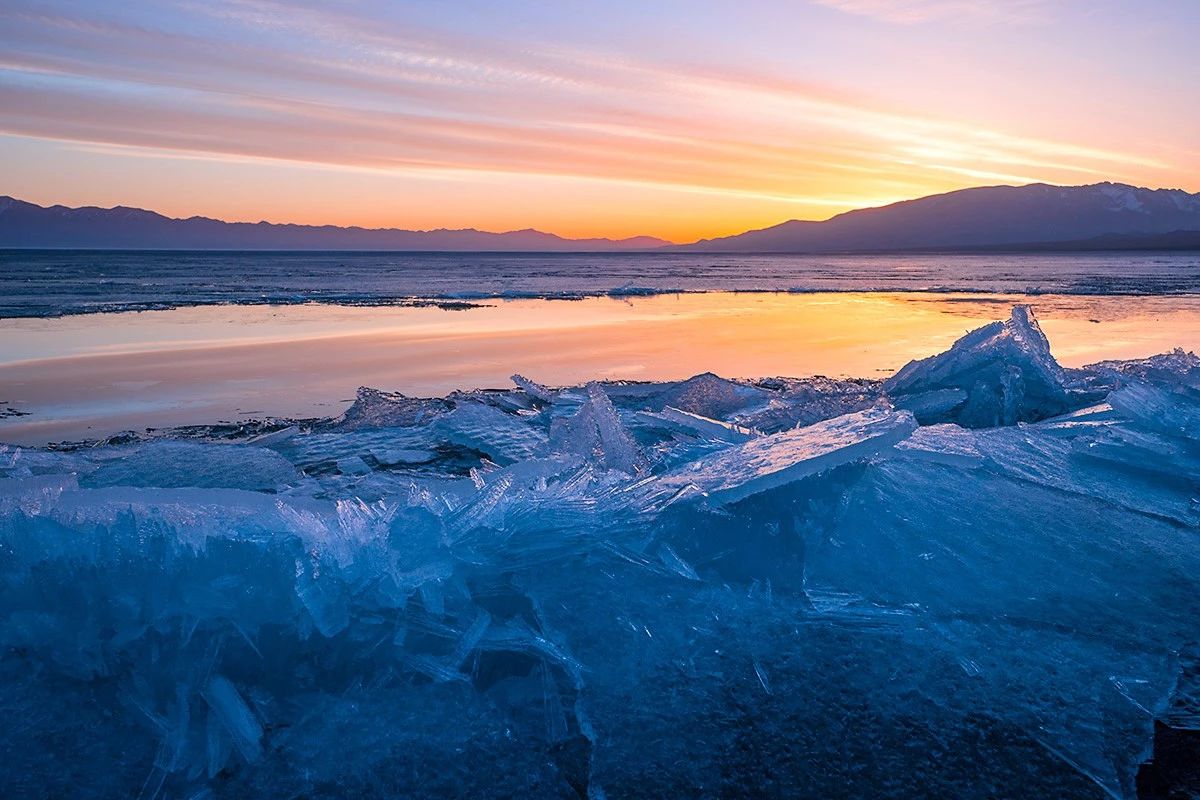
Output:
[{"xmin": 1, "ymin": 292, "xmax": 1198, "ymax": 444}]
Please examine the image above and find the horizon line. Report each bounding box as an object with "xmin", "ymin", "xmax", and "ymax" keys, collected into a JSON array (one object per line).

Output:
[{"xmin": 4, "ymin": 178, "xmax": 1199, "ymax": 248}]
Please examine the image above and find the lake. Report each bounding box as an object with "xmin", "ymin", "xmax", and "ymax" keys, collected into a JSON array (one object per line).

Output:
[
  {"xmin": 3, "ymin": 249, "xmax": 1200, "ymax": 317},
  {"xmin": 2, "ymin": 288, "xmax": 1199, "ymax": 444}
]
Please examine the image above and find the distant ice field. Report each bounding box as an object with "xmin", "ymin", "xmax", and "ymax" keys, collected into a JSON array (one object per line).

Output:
[{"xmin": 2, "ymin": 250, "xmax": 1200, "ymax": 317}]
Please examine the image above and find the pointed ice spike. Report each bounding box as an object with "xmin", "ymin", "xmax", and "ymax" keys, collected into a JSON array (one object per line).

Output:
[{"xmin": 586, "ymin": 382, "xmax": 646, "ymax": 475}]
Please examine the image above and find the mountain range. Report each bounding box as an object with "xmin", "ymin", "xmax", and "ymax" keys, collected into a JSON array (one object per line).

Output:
[
  {"xmin": 0, "ymin": 197, "xmax": 667, "ymax": 251},
  {"xmin": 675, "ymin": 182, "xmax": 1200, "ymax": 252},
  {"xmin": 2, "ymin": 182, "xmax": 1199, "ymax": 252}
]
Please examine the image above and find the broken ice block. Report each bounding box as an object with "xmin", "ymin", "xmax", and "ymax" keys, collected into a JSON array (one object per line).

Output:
[
  {"xmin": 434, "ymin": 400, "xmax": 548, "ymax": 464},
  {"xmin": 370, "ymin": 447, "xmax": 437, "ymax": 466},
  {"xmin": 656, "ymin": 406, "xmax": 916, "ymax": 505},
  {"xmin": 335, "ymin": 455, "xmax": 371, "ymax": 476},
  {"xmin": 1085, "ymin": 347, "xmax": 1200, "ymax": 389},
  {"xmin": 1106, "ymin": 382, "xmax": 1200, "ymax": 438},
  {"xmin": 734, "ymin": 377, "xmax": 882, "ymax": 432},
  {"xmin": 885, "ymin": 305, "xmax": 1072, "ymax": 427},
  {"xmin": 891, "ymin": 388, "xmax": 968, "ymax": 422}
]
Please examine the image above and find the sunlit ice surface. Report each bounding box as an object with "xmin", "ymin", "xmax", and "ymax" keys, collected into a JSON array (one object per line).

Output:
[{"xmin": 2, "ymin": 292, "xmax": 1200, "ymax": 445}]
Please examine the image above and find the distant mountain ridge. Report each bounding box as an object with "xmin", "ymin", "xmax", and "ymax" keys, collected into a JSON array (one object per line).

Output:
[
  {"xmin": 676, "ymin": 182, "xmax": 1200, "ymax": 252},
  {"xmin": 3, "ymin": 182, "xmax": 1200, "ymax": 252},
  {"xmin": 0, "ymin": 197, "xmax": 669, "ymax": 251}
]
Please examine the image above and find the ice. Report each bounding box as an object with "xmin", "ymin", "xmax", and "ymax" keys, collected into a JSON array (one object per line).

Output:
[
  {"xmin": 434, "ymin": 399, "xmax": 548, "ymax": 464},
  {"xmin": 655, "ymin": 406, "xmax": 916, "ymax": 506},
  {"xmin": 546, "ymin": 383, "xmax": 646, "ymax": 474},
  {"xmin": 583, "ymin": 382, "xmax": 645, "ymax": 475},
  {"xmin": 369, "ymin": 446, "xmax": 437, "ymax": 465},
  {"xmin": 1106, "ymin": 381, "xmax": 1200, "ymax": 436},
  {"xmin": 642, "ymin": 371, "xmax": 768, "ymax": 418},
  {"xmin": 657, "ymin": 543, "xmax": 700, "ymax": 580},
  {"xmin": 83, "ymin": 441, "xmax": 300, "ymax": 491},
  {"xmin": 892, "ymin": 423, "xmax": 984, "ymax": 467},
  {"xmin": 891, "ymin": 387, "xmax": 968, "ymax": 420},
  {"xmin": 2, "ymin": 306, "xmax": 1200, "ymax": 798},
  {"xmin": 636, "ymin": 406, "xmax": 755, "ymax": 443},
  {"xmin": 733, "ymin": 376, "xmax": 881, "ymax": 432},
  {"xmin": 327, "ymin": 387, "xmax": 450, "ymax": 430},
  {"xmin": 1085, "ymin": 347, "xmax": 1200, "ymax": 389},
  {"xmin": 334, "ymin": 455, "xmax": 371, "ymax": 476},
  {"xmin": 511, "ymin": 374, "xmax": 558, "ymax": 404},
  {"xmin": 885, "ymin": 305, "xmax": 1078, "ymax": 427},
  {"xmin": 202, "ymin": 676, "xmax": 263, "ymax": 765}
]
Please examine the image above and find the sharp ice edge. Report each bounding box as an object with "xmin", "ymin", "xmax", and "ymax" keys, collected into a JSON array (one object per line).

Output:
[
  {"xmin": 2, "ymin": 306, "xmax": 1199, "ymax": 798},
  {"xmin": 511, "ymin": 373, "xmax": 558, "ymax": 404},
  {"xmin": 653, "ymin": 405, "xmax": 917, "ymax": 506},
  {"xmin": 636, "ymin": 405, "xmax": 755, "ymax": 443}
]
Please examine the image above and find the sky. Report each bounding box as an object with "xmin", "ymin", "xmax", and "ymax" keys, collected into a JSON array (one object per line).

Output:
[{"xmin": 1, "ymin": 1, "xmax": 1198, "ymax": 242}]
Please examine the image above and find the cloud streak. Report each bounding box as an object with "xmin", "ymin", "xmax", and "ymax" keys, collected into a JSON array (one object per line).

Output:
[{"xmin": 812, "ymin": 0, "xmax": 1049, "ymax": 25}]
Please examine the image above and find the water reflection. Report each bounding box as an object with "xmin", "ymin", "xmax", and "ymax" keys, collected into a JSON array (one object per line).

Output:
[{"xmin": 1, "ymin": 292, "xmax": 1198, "ymax": 444}]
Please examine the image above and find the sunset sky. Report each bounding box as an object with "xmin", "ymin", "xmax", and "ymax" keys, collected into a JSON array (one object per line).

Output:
[{"xmin": 1, "ymin": 0, "xmax": 1197, "ymax": 242}]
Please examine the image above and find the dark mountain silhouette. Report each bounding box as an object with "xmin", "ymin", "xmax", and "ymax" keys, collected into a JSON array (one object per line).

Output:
[
  {"xmin": 0, "ymin": 197, "xmax": 669, "ymax": 251},
  {"xmin": 675, "ymin": 182, "xmax": 1200, "ymax": 252},
  {"xmin": 3, "ymin": 182, "xmax": 1199, "ymax": 252}
]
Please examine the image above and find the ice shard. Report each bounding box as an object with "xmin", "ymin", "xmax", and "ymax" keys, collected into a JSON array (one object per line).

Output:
[
  {"xmin": 511, "ymin": 374, "xmax": 558, "ymax": 404},
  {"xmin": 655, "ymin": 406, "xmax": 916, "ymax": 505},
  {"xmin": 637, "ymin": 406, "xmax": 755, "ymax": 443}
]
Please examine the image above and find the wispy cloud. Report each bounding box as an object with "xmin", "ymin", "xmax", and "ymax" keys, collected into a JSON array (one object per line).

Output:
[{"xmin": 811, "ymin": 0, "xmax": 1049, "ymax": 24}]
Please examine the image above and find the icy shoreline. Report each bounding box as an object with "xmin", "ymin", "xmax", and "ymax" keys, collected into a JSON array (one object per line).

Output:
[{"xmin": 2, "ymin": 306, "xmax": 1199, "ymax": 798}]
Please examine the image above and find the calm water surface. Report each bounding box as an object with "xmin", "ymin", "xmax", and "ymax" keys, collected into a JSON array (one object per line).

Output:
[{"xmin": 2, "ymin": 291, "xmax": 1198, "ymax": 445}]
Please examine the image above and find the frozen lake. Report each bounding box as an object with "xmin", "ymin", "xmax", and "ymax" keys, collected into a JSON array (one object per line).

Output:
[{"xmin": 2, "ymin": 290, "xmax": 1199, "ymax": 444}]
